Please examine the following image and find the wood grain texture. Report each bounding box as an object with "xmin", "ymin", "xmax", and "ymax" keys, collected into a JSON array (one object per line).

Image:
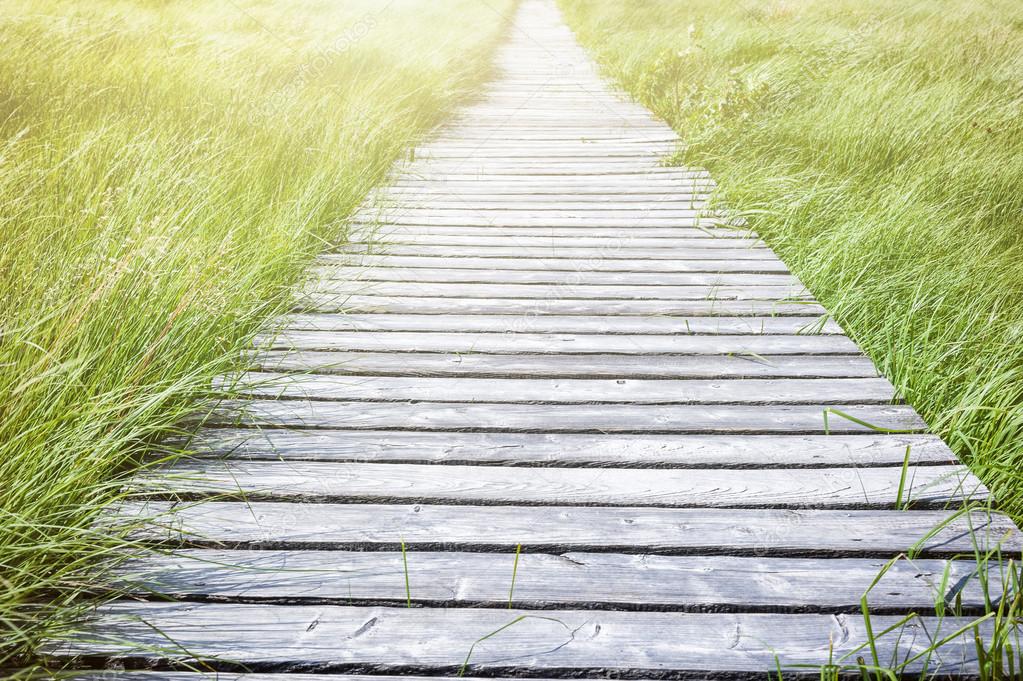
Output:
[
  {"xmin": 118, "ymin": 550, "xmax": 995, "ymax": 612},
  {"xmin": 47, "ymin": 603, "xmax": 993, "ymax": 675},
  {"xmin": 320, "ymin": 253, "xmax": 792, "ymax": 273},
  {"xmin": 140, "ymin": 461, "xmax": 983, "ymax": 508},
  {"xmin": 303, "ymin": 281, "xmax": 811, "ymax": 302},
  {"xmin": 258, "ymin": 330, "xmax": 856, "ymax": 354},
  {"xmin": 281, "ymin": 312, "xmax": 843, "ymax": 335},
  {"xmin": 295, "ymin": 296, "xmax": 829, "ymax": 316},
  {"xmin": 181, "ymin": 430, "xmax": 956, "ymax": 467},
  {"xmin": 253, "ymin": 351, "xmax": 881, "ymax": 378},
  {"xmin": 222, "ymin": 373, "xmax": 898, "ymax": 405},
  {"xmin": 207, "ymin": 399, "xmax": 929, "ymax": 433},
  {"xmin": 337, "ymin": 244, "xmax": 776, "ymax": 260},
  {"xmin": 121, "ymin": 501, "xmax": 1020, "ymax": 556}
]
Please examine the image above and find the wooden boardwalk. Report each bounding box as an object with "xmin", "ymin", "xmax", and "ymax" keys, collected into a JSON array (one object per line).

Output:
[{"xmin": 58, "ymin": 0, "xmax": 1019, "ymax": 678}]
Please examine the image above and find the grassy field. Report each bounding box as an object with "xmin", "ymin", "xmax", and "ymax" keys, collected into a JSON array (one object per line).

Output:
[
  {"xmin": 560, "ymin": 0, "xmax": 1023, "ymax": 514},
  {"xmin": 0, "ymin": 0, "xmax": 512, "ymax": 668}
]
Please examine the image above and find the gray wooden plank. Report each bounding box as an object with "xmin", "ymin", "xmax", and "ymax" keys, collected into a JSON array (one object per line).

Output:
[
  {"xmin": 304, "ymin": 282, "xmax": 809, "ymax": 302},
  {"xmin": 253, "ymin": 351, "xmax": 880, "ymax": 378},
  {"xmin": 205, "ymin": 400, "xmax": 929, "ymax": 434},
  {"xmin": 413, "ymin": 148, "xmax": 676, "ymax": 159},
  {"xmin": 321, "ymin": 253, "xmax": 790, "ymax": 273},
  {"xmin": 294, "ymin": 295, "xmax": 828, "ymax": 315},
  {"xmin": 338, "ymin": 244, "xmax": 776, "ymax": 260},
  {"xmin": 182, "ymin": 430, "xmax": 955, "ymax": 467},
  {"xmin": 347, "ymin": 235, "xmax": 763, "ymax": 250},
  {"xmin": 321, "ymin": 253, "xmax": 780, "ymax": 272},
  {"xmin": 365, "ymin": 203, "xmax": 712, "ymax": 213},
  {"xmin": 350, "ymin": 217, "xmax": 736, "ymax": 229},
  {"xmin": 349, "ymin": 226, "xmax": 733, "ymax": 238},
  {"xmin": 46, "ymin": 602, "xmax": 994, "ymax": 675},
  {"xmin": 140, "ymin": 461, "xmax": 981, "ymax": 508},
  {"xmin": 119, "ymin": 501, "xmax": 1021, "ymax": 556},
  {"xmin": 311, "ymin": 268, "xmax": 800, "ymax": 287},
  {"xmin": 350, "ymin": 225, "xmax": 745, "ymax": 238},
  {"xmin": 223, "ymin": 374, "xmax": 897, "ymax": 405},
  {"xmin": 117, "ymin": 550, "xmax": 994, "ymax": 612},
  {"xmin": 280, "ymin": 312, "xmax": 843, "ymax": 335},
  {"xmin": 71, "ymin": 670, "xmax": 515, "ymax": 674},
  {"xmin": 258, "ymin": 330, "xmax": 858, "ymax": 354},
  {"xmin": 371, "ymin": 194, "xmax": 710, "ymax": 205},
  {"xmin": 385, "ymin": 180, "xmax": 714, "ymax": 191},
  {"xmin": 400, "ymin": 168, "xmax": 710, "ymax": 177}
]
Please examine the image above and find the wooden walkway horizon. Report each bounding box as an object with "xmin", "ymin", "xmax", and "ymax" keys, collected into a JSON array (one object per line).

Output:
[{"xmin": 57, "ymin": 1, "xmax": 1019, "ymax": 678}]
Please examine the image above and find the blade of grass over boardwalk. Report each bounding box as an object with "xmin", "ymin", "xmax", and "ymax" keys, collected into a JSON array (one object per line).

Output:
[
  {"xmin": 559, "ymin": 0, "xmax": 1023, "ymax": 517},
  {"xmin": 0, "ymin": 0, "xmax": 512, "ymax": 670}
]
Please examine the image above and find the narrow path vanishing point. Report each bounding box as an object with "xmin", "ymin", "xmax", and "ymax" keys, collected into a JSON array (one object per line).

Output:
[{"xmin": 56, "ymin": 1, "xmax": 1019, "ymax": 678}]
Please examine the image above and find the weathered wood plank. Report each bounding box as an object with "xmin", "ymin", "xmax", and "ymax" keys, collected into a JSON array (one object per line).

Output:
[
  {"xmin": 117, "ymin": 550, "xmax": 994, "ymax": 612},
  {"xmin": 321, "ymin": 253, "xmax": 791, "ymax": 273},
  {"xmin": 254, "ymin": 351, "xmax": 879, "ymax": 378},
  {"xmin": 349, "ymin": 226, "xmax": 734, "ymax": 237},
  {"xmin": 258, "ymin": 330, "xmax": 858, "ymax": 354},
  {"xmin": 204, "ymin": 400, "xmax": 929, "ymax": 434},
  {"xmin": 346, "ymin": 235, "xmax": 764, "ymax": 250},
  {"xmin": 70, "ymin": 670, "xmax": 519, "ymax": 674},
  {"xmin": 349, "ymin": 223, "xmax": 744, "ymax": 237},
  {"xmin": 312, "ymin": 268, "xmax": 800, "ymax": 287},
  {"xmin": 338, "ymin": 244, "xmax": 776, "ymax": 260},
  {"xmin": 294, "ymin": 295, "xmax": 828, "ymax": 315},
  {"xmin": 349, "ymin": 216, "xmax": 737, "ymax": 229},
  {"xmin": 224, "ymin": 374, "xmax": 897, "ymax": 405},
  {"xmin": 304, "ymin": 281, "xmax": 811, "ymax": 302},
  {"xmin": 182, "ymin": 430, "xmax": 955, "ymax": 467},
  {"xmin": 47, "ymin": 602, "xmax": 994, "ymax": 675},
  {"xmin": 120, "ymin": 501, "xmax": 1021, "ymax": 556},
  {"xmin": 280, "ymin": 312, "xmax": 842, "ymax": 335},
  {"xmin": 140, "ymin": 461, "xmax": 981, "ymax": 508}
]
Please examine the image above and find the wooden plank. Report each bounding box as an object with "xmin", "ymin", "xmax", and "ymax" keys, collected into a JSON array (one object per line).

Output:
[
  {"xmin": 140, "ymin": 461, "xmax": 981, "ymax": 508},
  {"xmin": 117, "ymin": 550, "xmax": 995, "ymax": 612},
  {"xmin": 258, "ymin": 330, "xmax": 858, "ymax": 354},
  {"xmin": 223, "ymin": 374, "xmax": 898, "ymax": 405},
  {"xmin": 386, "ymin": 179, "xmax": 713, "ymax": 190},
  {"xmin": 206, "ymin": 400, "xmax": 928, "ymax": 434},
  {"xmin": 307, "ymin": 287, "xmax": 810, "ymax": 308},
  {"xmin": 349, "ymin": 216, "xmax": 736, "ymax": 229},
  {"xmin": 47, "ymin": 602, "xmax": 994, "ymax": 674},
  {"xmin": 402, "ymin": 165, "xmax": 695, "ymax": 175},
  {"xmin": 337, "ymin": 244, "xmax": 775, "ymax": 260},
  {"xmin": 412, "ymin": 148, "xmax": 676, "ymax": 159},
  {"xmin": 72, "ymin": 670, "xmax": 531, "ymax": 674},
  {"xmin": 254, "ymin": 351, "xmax": 880, "ymax": 379},
  {"xmin": 349, "ymin": 226, "xmax": 734, "ymax": 238},
  {"xmin": 280, "ymin": 312, "xmax": 843, "ymax": 335},
  {"xmin": 304, "ymin": 282, "xmax": 809, "ymax": 302},
  {"xmin": 346, "ymin": 235, "xmax": 764, "ymax": 250},
  {"xmin": 320, "ymin": 254, "xmax": 791, "ymax": 273},
  {"xmin": 311, "ymin": 268, "xmax": 799, "ymax": 287},
  {"xmin": 119, "ymin": 501, "xmax": 1021, "ymax": 556},
  {"xmin": 371, "ymin": 194, "xmax": 710, "ymax": 205},
  {"xmin": 366, "ymin": 201, "xmax": 711, "ymax": 211},
  {"xmin": 182, "ymin": 430, "xmax": 955, "ymax": 467},
  {"xmin": 294, "ymin": 295, "xmax": 828, "ymax": 315},
  {"xmin": 350, "ymin": 225, "xmax": 746, "ymax": 238}
]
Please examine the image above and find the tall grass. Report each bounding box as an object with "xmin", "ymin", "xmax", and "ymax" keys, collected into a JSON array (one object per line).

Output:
[
  {"xmin": 0, "ymin": 0, "xmax": 512, "ymax": 668},
  {"xmin": 559, "ymin": 0, "xmax": 1023, "ymax": 515}
]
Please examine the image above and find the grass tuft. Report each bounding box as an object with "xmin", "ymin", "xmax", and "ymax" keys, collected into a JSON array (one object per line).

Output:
[
  {"xmin": 0, "ymin": 0, "xmax": 513, "ymax": 669},
  {"xmin": 559, "ymin": 0, "xmax": 1023, "ymax": 517}
]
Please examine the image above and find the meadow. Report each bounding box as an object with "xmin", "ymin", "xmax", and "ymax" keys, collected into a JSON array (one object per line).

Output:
[
  {"xmin": 560, "ymin": 0, "xmax": 1023, "ymax": 515},
  {"xmin": 0, "ymin": 0, "xmax": 512, "ymax": 667}
]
